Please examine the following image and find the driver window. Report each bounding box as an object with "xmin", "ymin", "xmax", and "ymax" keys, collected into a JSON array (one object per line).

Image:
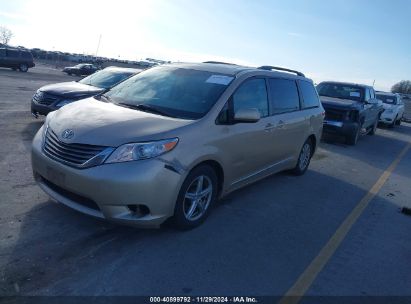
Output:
[
  {"xmin": 370, "ymin": 88, "xmax": 375, "ymax": 99},
  {"xmin": 232, "ymin": 78, "xmax": 269, "ymax": 118},
  {"xmin": 365, "ymin": 89, "xmax": 371, "ymax": 101}
]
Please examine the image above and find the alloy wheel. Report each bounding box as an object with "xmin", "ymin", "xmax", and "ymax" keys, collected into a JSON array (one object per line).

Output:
[
  {"xmin": 298, "ymin": 142, "xmax": 311, "ymax": 171},
  {"xmin": 183, "ymin": 175, "xmax": 213, "ymax": 221}
]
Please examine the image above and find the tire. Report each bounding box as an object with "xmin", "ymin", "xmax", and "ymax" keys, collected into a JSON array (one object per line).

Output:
[
  {"xmin": 173, "ymin": 166, "xmax": 218, "ymax": 229},
  {"xmin": 291, "ymin": 138, "xmax": 313, "ymax": 176},
  {"xmin": 368, "ymin": 118, "xmax": 378, "ymax": 135},
  {"xmin": 346, "ymin": 124, "xmax": 360, "ymax": 145},
  {"xmin": 396, "ymin": 117, "xmax": 401, "ymax": 125},
  {"xmin": 19, "ymin": 64, "xmax": 28, "ymax": 72},
  {"xmin": 389, "ymin": 116, "xmax": 397, "ymax": 128}
]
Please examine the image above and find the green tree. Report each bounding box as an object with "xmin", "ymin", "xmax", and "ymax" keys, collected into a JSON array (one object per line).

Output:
[{"xmin": 391, "ymin": 80, "xmax": 411, "ymax": 94}]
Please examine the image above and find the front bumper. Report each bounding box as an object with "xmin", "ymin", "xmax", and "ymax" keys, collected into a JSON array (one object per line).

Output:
[
  {"xmin": 31, "ymin": 99, "xmax": 57, "ymax": 116},
  {"xmin": 323, "ymin": 120, "xmax": 358, "ymax": 136},
  {"xmin": 31, "ymin": 127, "xmax": 185, "ymax": 228},
  {"xmin": 379, "ymin": 112, "xmax": 395, "ymax": 124}
]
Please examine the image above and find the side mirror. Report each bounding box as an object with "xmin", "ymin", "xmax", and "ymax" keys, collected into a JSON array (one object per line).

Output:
[{"xmin": 233, "ymin": 108, "xmax": 260, "ymax": 123}]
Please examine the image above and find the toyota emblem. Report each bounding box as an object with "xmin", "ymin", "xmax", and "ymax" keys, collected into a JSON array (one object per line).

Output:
[{"xmin": 61, "ymin": 129, "xmax": 74, "ymax": 140}]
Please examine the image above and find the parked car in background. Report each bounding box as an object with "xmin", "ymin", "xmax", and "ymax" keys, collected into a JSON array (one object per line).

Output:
[
  {"xmin": 62, "ymin": 63, "xmax": 99, "ymax": 76},
  {"xmin": 376, "ymin": 92, "xmax": 405, "ymax": 127},
  {"xmin": 0, "ymin": 47, "xmax": 35, "ymax": 72},
  {"xmin": 32, "ymin": 62, "xmax": 323, "ymax": 229},
  {"xmin": 317, "ymin": 81, "xmax": 383, "ymax": 145},
  {"xmin": 31, "ymin": 67, "xmax": 141, "ymax": 117}
]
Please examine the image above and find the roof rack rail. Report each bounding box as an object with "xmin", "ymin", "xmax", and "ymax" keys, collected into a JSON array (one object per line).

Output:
[
  {"xmin": 203, "ymin": 61, "xmax": 237, "ymax": 65},
  {"xmin": 258, "ymin": 66, "xmax": 305, "ymax": 77}
]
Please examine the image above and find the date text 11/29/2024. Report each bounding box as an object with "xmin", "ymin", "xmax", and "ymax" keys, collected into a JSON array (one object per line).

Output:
[{"xmin": 150, "ymin": 297, "xmax": 258, "ymax": 303}]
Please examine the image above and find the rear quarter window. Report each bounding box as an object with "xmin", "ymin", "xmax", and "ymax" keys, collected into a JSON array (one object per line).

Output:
[
  {"xmin": 299, "ymin": 80, "xmax": 320, "ymax": 109},
  {"xmin": 21, "ymin": 51, "xmax": 32, "ymax": 59}
]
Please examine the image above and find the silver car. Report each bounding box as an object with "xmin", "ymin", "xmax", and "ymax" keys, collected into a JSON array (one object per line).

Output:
[{"xmin": 32, "ymin": 62, "xmax": 324, "ymax": 229}]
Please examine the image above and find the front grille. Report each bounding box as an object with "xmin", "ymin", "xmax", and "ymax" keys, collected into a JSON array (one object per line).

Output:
[
  {"xmin": 40, "ymin": 175, "xmax": 100, "ymax": 211},
  {"xmin": 33, "ymin": 91, "xmax": 60, "ymax": 105},
  {"xmin": 43, "ymin": 129, "xmax": 108, "ymax": 167},
  {"xmin": 324, "ymin": 109, "xmax": 345, "ymax": 121}
]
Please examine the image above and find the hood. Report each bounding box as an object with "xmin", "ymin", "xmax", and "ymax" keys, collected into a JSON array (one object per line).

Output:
[
  {"xmin": 40, "ymin": 81, "xmax": 104, "ymax": 98},
  {"xmin": 320, "ymin": 96, "xmax": 361, "ymax": 110},
  {"xmin": 382, "ymin": 103, "xmax": 394, "ymax": 110},
  {"xmin": 48, "ymin": 98, "xmax": 194, "ymax": 147}
]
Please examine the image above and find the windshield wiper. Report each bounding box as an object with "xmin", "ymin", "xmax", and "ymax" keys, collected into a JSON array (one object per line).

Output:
[
  {"xmin": 118, "ymin": 103, "xmax": 174, "ymax": 117},
  {"xmin": 95, "ymin": 94, "xmax": 112, "ymax": 102}
]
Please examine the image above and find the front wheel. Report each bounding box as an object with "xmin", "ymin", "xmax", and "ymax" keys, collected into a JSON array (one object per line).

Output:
[
  {"xmin": 368, "ymin": 118, "xmax": 378, "ymax": 135},
  {"xmin": 173, "ymin": 165, "xmax": 218, "ymax": 229},
  {"xmin": 19, "ymin": 64, "xmax": 28, "ymax": 72},
  {"xmin": 389, "ymin": 115, "xmax": 397, "ymax": 128},
  {"xmin": 291, "ymin": 138, "xmax": 313, "ymax": 176},
  {"xmin": 396, "ymin": 116, "xmax": 402, "ymax": 125},
  {"xmin": 346, "ymin": 124, "xmax": 360, "ymax": 145}
]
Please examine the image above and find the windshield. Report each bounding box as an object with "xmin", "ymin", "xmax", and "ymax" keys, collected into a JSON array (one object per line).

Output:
[
  {"xmin": 79, "ymin": 69, "xmax": 135, "ymax": 89},
  {"xmin": 377, "ymin": 94, "xmax": 396, "ymax": 105},
  {"xmin": 105, "ymin": 66, "xmax": 234, "ymax": 119},
  {"xmin": 317, "ymin": 83, "xmax": 364, "ymax": 102}
]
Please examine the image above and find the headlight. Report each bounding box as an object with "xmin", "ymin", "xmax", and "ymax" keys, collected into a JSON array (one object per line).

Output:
[
  {"xmin": 56, "ymin": 99, "xmax": 74, "ymax": 108},
  {"xmin": 105, "ymin": 138, "xmax": 179, "ymax": 164}
]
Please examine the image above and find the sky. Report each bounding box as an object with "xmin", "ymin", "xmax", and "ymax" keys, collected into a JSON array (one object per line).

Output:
[{"xmin": 0, "ymin": 0, "xmax": 410, "ymax": 91}]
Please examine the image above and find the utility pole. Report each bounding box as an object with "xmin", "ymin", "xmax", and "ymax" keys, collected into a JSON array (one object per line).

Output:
[
  {"xmin": 372, "ymin": 80, "xmax": 376, "ymax": 87},
  {"xmin": 95, "ymin": 34, "xmax": 102, "ymax": 56}
]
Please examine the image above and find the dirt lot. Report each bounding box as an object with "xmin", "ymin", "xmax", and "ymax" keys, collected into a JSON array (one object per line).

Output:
[{"xmin": 0, "ymin": 65, "xmax": 411, "ymax": 300}]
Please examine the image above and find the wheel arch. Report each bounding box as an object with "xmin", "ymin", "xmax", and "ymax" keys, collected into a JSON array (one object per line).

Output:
[{"xmin": 188, "ymin": 159, "xmax": 225, "ymax": 198}]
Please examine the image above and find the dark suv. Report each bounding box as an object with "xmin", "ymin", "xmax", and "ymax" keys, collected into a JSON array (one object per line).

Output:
[
  {"xmin": 0, "ymin": 47, "xmax": 35, "ymax": 72},
  {"xmin": 317, "ymin": 81, "xmax": 383, "ymax": 145},
  {"xmin": 62, "ymin": 64, "xmax": 99, "ymax": 76}
]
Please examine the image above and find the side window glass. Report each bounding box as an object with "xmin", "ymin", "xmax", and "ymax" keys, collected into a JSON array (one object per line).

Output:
[
  {"xmin": 370, "ymin": 89, "xmax": 375, "ymax": 99},
  {"xmin": 299, "ymin": 80, "xmax": 320, "ymax": 109},
  {"xmin": 232, "ymin": 78, "xmax": 269, "ymax": 118},
  {"xmin": 6, "ymin": 50, "xmax": 18, "ymax": 57},
  {"xmin": 365, "ymin": 89, "xmax": 371, "ymax": 101},
  {"xmin": 269, "ymin": 78, "xmax": 300, "ymax": 114}
]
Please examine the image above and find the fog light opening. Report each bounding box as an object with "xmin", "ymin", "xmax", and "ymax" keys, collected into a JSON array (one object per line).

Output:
[{"xmin": 127, "ymin": 204, "xmax": 150, "ymax": 217}]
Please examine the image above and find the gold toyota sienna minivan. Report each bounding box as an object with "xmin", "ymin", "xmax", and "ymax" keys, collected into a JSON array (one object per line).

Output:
[{"xmin": 32, "ymin": 62, "xmax": 324, "ymax": 229}]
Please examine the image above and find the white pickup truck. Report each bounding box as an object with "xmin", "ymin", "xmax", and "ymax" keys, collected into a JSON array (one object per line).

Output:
[{"xmin": 376, "ymin": 92, "xmax": 405, "ymax": 127}]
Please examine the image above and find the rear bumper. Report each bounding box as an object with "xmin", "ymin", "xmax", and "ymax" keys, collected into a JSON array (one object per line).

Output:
[{"xmin": 31, "ymin": 126, "xmax": 186, "ymax": 228}]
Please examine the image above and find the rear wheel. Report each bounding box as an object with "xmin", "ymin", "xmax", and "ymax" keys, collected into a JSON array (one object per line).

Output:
[
  {"xmin": 19, "ymin": 63, "xmax": 28, "ymax": 72},
  {"xmin": 173, "ymin": 165, "xmax": 218, "ymax": 229},
  {"xmin": 292, "ymin": 138, "xmax": 313, "ymax": 176},
  {"xmin": 346, "ymin": 124, "xmax": 360, "ymax": 145}
]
